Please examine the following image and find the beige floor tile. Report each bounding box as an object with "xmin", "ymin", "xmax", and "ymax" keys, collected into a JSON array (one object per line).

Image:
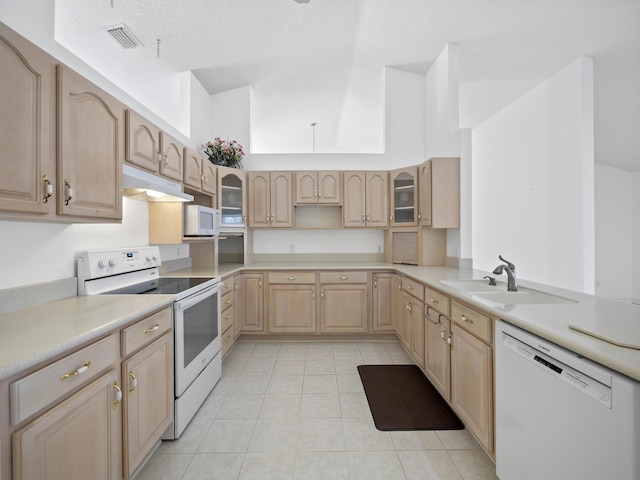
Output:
[
  {"xmin": 238, "ymin": 452, "xmax": 296, "ymax": 480},
  {"xmin": 300, "ymin": 393, "xmax": 341, "ymax": 417},
  {"xmin": 135, "ymin": 452, "xmax": 194, "ymax": 480},
  {"xmin": 398, "ymin": 450, "xmax": 463, "ymax": 480},
  {"xmin": 216, "ymin": 394, "xmax": 264, "ymax": 419},
  {"xmin": 336, "ymin": 373, "xmax": 365, "ymax": 393},
  {"xmin": 197, "ymin": 392, "xmax": 227, "ymax": 419},
  {"xmin": 356, "ymin": 342, "xmax": 389, "ymax": 356},
  {"xmin": 437, "ymin": 429, "xmax": 482, "ymax": 450},
  {"xmin": 447, "ymin": 449, "xmax": 499, "ymax": 480},
  {"xmin": 361, "ymin": 352, "xmax": 393, "ymax": 364},
  {"xmin": 159, "ymin": 417, "xmax": 211, "ymax": 454},
  {"xmin": 390, "ymin": 430, "xmax": 445, "ymax": 450},
  {"xmin": 347, "ymin": 451, "xmax": 406, "ymax": 480},
  {"xmin": 250, "ymin": 343, "xmax": 281, "ymax": 357},
  {"xmin": 181, "ymin": 453, "xmax": 244, "ymax": 480},
  {"xmin": 230, "ymin": 375, "xmax": 271, "ymax": 394},
  {"xmin": 212, "ymin": 372, "xmax": 239, "ymax": 395},
  {"xmin": 273, "ymin": 359, "xmax": 305, "ymax": 375},
  {"xmin": 241, "ymin": 357, "xmax": 276, "ymax": 375},
  {"xmin": 259, "ymin": 394, "xmax": 302, "ymax": 418},
  {"xmin": 295, "ymin": 451, "xmax": 349, "ymax": 479},
  {"xmin": 297, "ymin": 417, "xmax": 345, "ymax": 452},
  {"xmin": 267, "ymin": 374, "xmax": 304, "ymax": 394},
  {"xmin": 305, "ymin": 343, "xmax": 333, "ymax": 360},
  {"xmin": 198, "ymin": 419, "xmax": 255, "ymax": 453},
  {"xmin": 304, "ymin": 359, "xmax": 336, "ymax": 374},
  {"xmin": 248, "ymin": 418, "xmax": 299, "ymax": 452},
  {"xmin": 342, "ymin": 417, "xmax": 394, "ymax": 450},
  {"xmin": 338, "ymin": 393, "xmax": 371, "ymax": 418},
  {"xmin": 302, "ymin": 374, "xmax": 338, "ymax": 393},
  {"xmin": 334, "ymin": 358, "xmax": 365, "ymax": 375},
  {"xmin": 332, "ymin": 343, "xmax": 363, "ymax": 360}
]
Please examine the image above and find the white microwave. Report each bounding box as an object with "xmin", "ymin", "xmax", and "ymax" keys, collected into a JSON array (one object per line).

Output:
[{"xmin": 184, "ymin": 205, "xmax": 218, "ymax": 236}]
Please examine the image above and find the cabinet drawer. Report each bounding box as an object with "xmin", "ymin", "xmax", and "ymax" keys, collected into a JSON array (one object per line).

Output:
[
  {"xmin": 269, "ymin": 272, "xmax": 316, "ymax": 284},
  {"xmin": 122, "ymin": 308, "xmax": 172, "ymax": 357},
  {"xmin": 10, "ymin": 334, "xmax": 118, "ymax": 426},
  {"xmin": 319, "ymin": 271, "xmax": 368, "ymax": 284},
  {"xmin": 222, "ymin": 304, "xmax": 235, "ymax": 332},
  {"xmin": 221, "ymin": 276, "xmax": 235, "ymax": 293},
  {"xmin": 222, "ymin": 290, "xmax": 234, "ymax": 311},
  {"xmin": 402, "ymin": 277, "xmax": 425, "ymax": 301},
  {"xmin": 424, "ymin": 286, "xmax": 450, "ymax": 316},
  {"xmin": 221, "ymin": 326, "xmax": 234, "ymax": 357},
  {"xmin": 451, "ymin": 301, "xmax": 492, "ymax": 344}
]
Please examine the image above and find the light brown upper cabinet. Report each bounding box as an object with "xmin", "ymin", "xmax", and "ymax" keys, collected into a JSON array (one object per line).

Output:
[
  {"xmin": 0, "ymin": 24, "xmax": 56, "ymax": 216},
  {"xmin": 343, "ymin": 171, "xmax": 388, "ymax": 228},
  {"xmin": 295, "ymin": 171, "xmax": 341, "ymax": 204},
  {"xmin": 389, "ymin": 167, "xmax": 418, "ymax": 226},
  {"xmin": 57, "ymin": 65, "xmax": 123, "ymax": 220},
  {"xmin": 419, "ymin": 157, "xmax": 460, "ymax": 228},
  {"xmin": 248, "ymin": 171, "xmax": 294, "ymax": 228},
  {"xmin": 217, "ymin": 167, "xmax": 246, "ymax": 229},
  {"xmin": 125, "ymin": 109, "xmax": 183, "ymax": 182},
  {"xmin": 183, "ymin": 148, "xmax": 216, "ymax": 198}
]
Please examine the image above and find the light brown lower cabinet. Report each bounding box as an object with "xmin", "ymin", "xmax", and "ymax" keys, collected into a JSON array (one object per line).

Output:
[
  {"xmin": 371, "ymin": 273, "xmax": 397, "ymax": 332},
  {"xmin": 268, "ymin": 272, "xmax": 317, "ymax": 333},
  {"xmin": 122, "ymin": 332, "xmax": 173, "ymax": 477},
  {"xmin": 318, "ymin": 271, "xmax": 369, "ymax": 333},
  {"xmin": 401, "ymin": 292, "xmax": 425, "ymax": 369},
  {"xmin": 237, "ymin": 273, "xmax": 265, "ymax": 332},
  {"xmin": 424, "ymin": 309, "xmax": 451, "ymax": 401},
  {"xmin": 12, "ymin": 369, "xmax": 122, "ymax": 480}
]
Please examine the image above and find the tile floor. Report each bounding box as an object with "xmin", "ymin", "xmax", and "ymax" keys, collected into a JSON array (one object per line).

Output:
[{"xmin": 136, "ymin": 340, "xmax": 499, "ymax": 480}]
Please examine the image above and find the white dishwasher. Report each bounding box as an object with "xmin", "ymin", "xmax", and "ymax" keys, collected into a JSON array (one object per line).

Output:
[{"xmin": 495, "ymin": 320, "xmax": 640, "ymax": 480}]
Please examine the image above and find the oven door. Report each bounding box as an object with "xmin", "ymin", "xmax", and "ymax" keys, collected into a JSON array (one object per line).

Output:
[{"xmin": 174, "ymin": 283, "xmax": 221, "ymax": 396}]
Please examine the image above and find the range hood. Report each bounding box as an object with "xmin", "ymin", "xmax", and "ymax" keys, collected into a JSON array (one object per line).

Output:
[{"xmin": 122, "ymin": 164, "xmax": 193, "ymax": 202}]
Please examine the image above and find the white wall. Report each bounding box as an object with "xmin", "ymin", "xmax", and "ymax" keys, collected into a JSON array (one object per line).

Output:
[
  {"xmin": 594, "ymin": 164, "xmax": 633, "ymax": 300},
  {"xmin": 0, "ymin": 199, "xmax": 149, "ymax": 289},
  {"xmin": 472, "ymin": 58, "xmax": 595, "ymax": 293}
]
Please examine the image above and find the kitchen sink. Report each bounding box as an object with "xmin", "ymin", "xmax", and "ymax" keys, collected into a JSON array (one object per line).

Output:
[
  {"xmin": 441, "ymin": 280, "xmax": 576, "ymax": 306},
  {"xmin": 441, "ymin": 280, "xmax": 506, "ymax": 293},
  {"xmin": 470, "ymin": 289, "xmax": 576, "ymax": 306}
]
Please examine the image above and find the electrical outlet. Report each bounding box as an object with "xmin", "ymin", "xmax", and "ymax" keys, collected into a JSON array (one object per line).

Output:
[
  {"xmin": 289, "ymin": 243, "xmax": 295, "ymax": 253},
  {"xmin": 176, "ymin": 246, "xmax": 181, "ymax": 257},
  {"xmin": 377, "ymin": 244, "xmax": 382, "ymax": 252}
]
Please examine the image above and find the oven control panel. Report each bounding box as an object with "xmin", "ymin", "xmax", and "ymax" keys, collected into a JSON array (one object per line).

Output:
[{"xmin": 77, "ymin": 246, "xmax": 162, "ymax": 281}]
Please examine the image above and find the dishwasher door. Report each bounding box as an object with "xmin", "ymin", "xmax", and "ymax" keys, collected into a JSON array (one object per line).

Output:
[{"xmin": 495, "ymin": 320, "xmax": 640, "ymax": 480}]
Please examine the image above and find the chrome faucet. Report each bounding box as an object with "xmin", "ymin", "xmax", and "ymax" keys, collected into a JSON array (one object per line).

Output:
[{"xmin": 493, "ymin": 255, "xmax": 518, "ymax": 291}]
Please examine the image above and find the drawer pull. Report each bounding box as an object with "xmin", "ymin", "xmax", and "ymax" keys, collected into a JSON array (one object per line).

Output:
[
  {"xmin": 60, "ymin": 361, "xmax": 91, "ymax": 381},
  {"xmin": 225, "ymin": 298, "xmax": 232, "ymax": 305},
  {"xmin": 225, "ymin": 314, "xmax": 232, "ymax": 320},
  {"xmin": 338, "ymin": 276, "xmax": 349, "ymax": 280},
  {"xmin": 225, "ymin": 335, "xmax": 231, "ymax": 343},
  {"xmin": 430, "ymin": 297, "xmax": 439, "ymax": 304},
  {"xmin": 406, "ymin": 284, "xmax": 413, "ymax": 290},
  {"xmin": 461, "ymin": 315, "xmax": 474, "ymax": 324},
  {"xmin": 144, "ymin": 324, "xmax": 160, "ymax": 334},
  {"xmin": 287, "ymin": 276, "xmax": 298, "ymax": 281},
  {"xmin": 128, "ymin": 371, "xmax": 137, "ymax": 396},
  {"xmin": 113, "ymin": 382, "xmax": 122, "ymax": 410}
]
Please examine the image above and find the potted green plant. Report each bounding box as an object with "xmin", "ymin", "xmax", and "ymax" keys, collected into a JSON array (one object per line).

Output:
[{"xmin": 203, "ymin": 137, "xmax": 244, "ymax": 168}]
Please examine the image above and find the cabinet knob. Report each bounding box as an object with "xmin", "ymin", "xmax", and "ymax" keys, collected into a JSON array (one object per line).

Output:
[
  {"xmin": 43, "ymin": 175, "xmax": 53, "ymax": 203},
  {"xmin": 64, "ymin": 179, "xmax": 73, "ymax": 206}
]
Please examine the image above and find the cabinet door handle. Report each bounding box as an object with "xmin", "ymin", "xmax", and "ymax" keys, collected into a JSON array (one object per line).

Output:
[
  {"xmin": 64, "ymin": 179, "xmax": 73, "ymax": 205},
  {"xmin": 155, "ymin": 149, "xmax": 161, "ymax": 165},
  {"xmin": 43, "ymin": 175, "xmax": 53, "ymax": 203},
  {"xmin": 144, "ymin": 324, "xmax": 160, "ymax": 334},
  {"xmin": 374, "ymin": 280, "xmax": 377, "ymax": 288},
  {"xmin": 202, "ymin": 175, "xmax": 208, "ymax": 186},
  {"xmin": 447, "ymin": 334, "xmax": 452, "ymax": 345},
  {"xmin": 321, "ymin": 289, "xmax": 324, "ymax": 299},
  {"xmin": 128, "ymin": 371, "xmax": 137, "ymax": 396},
  {"xmin": 60, "ymin": 361, "xmax": 91, "ymax": 381},
  {"xmin": 113, "ymin": 381, "xmax": 122, "ymax": 410}
]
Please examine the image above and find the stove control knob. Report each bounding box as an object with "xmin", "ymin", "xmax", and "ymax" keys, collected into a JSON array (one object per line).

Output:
[
  {"xmin": 98, "ymin": 258, "xmax": 108, "ymax": 268},
  {"xmin": 145, "ymin": 254, "xmax": 153, "ymax": 262},
  {"xmin": 108, "ymin": 257, "xmax": 118, "ymax": 267}
]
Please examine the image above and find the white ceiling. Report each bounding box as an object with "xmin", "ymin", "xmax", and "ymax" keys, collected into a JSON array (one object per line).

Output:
[{"xmin": 54, "ymin": 0, "xmax": 640, "ymax": 170}]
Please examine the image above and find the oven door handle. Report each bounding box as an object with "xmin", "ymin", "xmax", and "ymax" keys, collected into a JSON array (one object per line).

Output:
[{"xmin": 174, "ymin": 284, "xmax": 219, "ymax": 310}]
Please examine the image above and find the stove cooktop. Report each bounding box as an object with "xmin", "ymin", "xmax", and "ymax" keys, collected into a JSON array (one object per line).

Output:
[{"xmin": 103, "ymin": 277, "xmax": 215, "ymax": 295}]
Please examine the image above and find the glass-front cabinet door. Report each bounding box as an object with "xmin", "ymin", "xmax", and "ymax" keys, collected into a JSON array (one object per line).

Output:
[
  {"xmin": 390, "ymin": 167, "xmax": 417, "ymax": 226},
  {"xmin": 217, "ymin": 167, "xmax": 246, "ymax": 229}
]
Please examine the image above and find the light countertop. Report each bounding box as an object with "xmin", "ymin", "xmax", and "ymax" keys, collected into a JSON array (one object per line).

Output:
[
  {"xmin": 0, "ymin": 295, "xmax": 174, "ymax": 382},
  {"xmin": 1, "ymin": 262, "xmax": 638, "ymax": 383}
]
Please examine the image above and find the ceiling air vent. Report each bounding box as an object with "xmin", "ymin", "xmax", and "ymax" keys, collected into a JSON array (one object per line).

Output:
[{"xmin": 105, "ymin": 24, "xmax": 141, "ymax": 49}]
